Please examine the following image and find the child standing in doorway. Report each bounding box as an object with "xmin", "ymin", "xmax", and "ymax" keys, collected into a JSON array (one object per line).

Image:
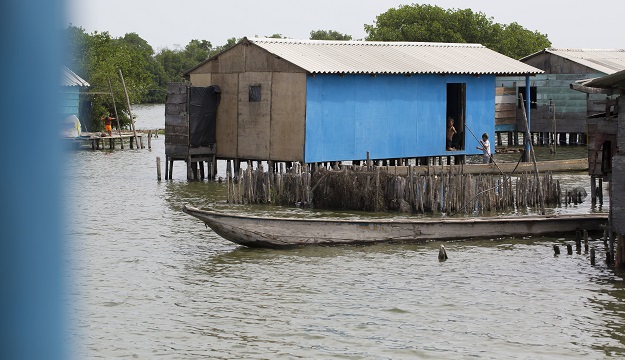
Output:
[{"xmin": 446, "ymin": 117, "xmax": 457, "ymax": 151}]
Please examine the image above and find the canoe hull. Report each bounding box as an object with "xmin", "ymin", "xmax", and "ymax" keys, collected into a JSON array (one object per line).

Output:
[{"xmin": 182, "ymin": 205, "xmax": 609, "ymax": 248}]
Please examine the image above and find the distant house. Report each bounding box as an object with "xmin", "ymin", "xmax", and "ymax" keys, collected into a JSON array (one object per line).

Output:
[
  {"xmin": 61, "ymin": 67, "xmax": 89, "ymax": 137},
  {"xmin": 495, "ymin": 48, "xmax": 625, "ymax": 145},
  {"xmin": 181, "ymin": 37, "xmax": 541, "ymax": 165},
  {"xmin": 61, "ymin": 66, "xmax": 89, "ymax": 119}
]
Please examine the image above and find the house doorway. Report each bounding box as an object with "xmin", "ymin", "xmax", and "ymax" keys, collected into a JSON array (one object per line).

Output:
[{"xmin": 446, "ymin": 83, "xmax": 466, "ymax": 151}]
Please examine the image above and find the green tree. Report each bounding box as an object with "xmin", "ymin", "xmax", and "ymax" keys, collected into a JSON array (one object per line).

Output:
[
  {"xmin": 209, "ymin": 37, "xmax": 240, "ymax": 57},
  {"xmin": 310, "ymin": 30, "xmax": 352, "ymax": 41},
  {"xmin": 154, "ymin": 39, "xmax": 212, "ymax": 85},
  {"xmin": 364, "ymin": 4, "xmax": 550, "ymax": 58},
  {"xmin": 64, "ymin": 26, "xmax": 154, "ymax": 131},
  {"xmin": 495, "ymin": 22, "xmax": 551, "ymax": 60},
  {"xmin": 121, "ymin": 33, "xmax": 166, "ymax": 103}
]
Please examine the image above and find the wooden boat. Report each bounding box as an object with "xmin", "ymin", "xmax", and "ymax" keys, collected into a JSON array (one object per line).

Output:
[{"xmin": 182, "ymin": 205, "xmax": 609, "ymax": 248}]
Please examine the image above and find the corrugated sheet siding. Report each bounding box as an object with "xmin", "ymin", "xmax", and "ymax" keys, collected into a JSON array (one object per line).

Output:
[
  {"xmin": 495, "ymin": 74, "xmax": 604, "ymax": 133},
  {"xmin": 304, "ymin": 73, "xmax": 495, "ymax": 163}
]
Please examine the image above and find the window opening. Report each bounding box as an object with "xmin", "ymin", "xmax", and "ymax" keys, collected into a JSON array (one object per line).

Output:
[{"xmin": 249, "ymin": 85, "xmax": 261, "ymax": 102}]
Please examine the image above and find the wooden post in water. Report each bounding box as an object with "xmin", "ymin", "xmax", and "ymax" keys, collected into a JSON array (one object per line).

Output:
[
  {"xmin": 156, "ymin": 156, "xmax": 161, "ymax": 181},
  {"xmin": 553, "ymin": 245, "xmax": 560, "ymax": 255},
  {"xmin": 148, "ymin": 130, "xmax": 152, "ymax": 150},
  {"xmin": 590, "ymin": 248, "xmax": 596, "ymax": 265},
  {"xmin": 591, "ymin": 176, "xmax": 597, "ymax": 205},
  {"xmin": 566, "ymin": 244, "xmax": 573, "ymax": 255},
  {"xmin": 226, "ymin": 160, "xmax": 231, "ymax": 203}
]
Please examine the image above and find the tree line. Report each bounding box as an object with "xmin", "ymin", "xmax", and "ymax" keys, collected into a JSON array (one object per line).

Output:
[{"xmin": 65, "ymin": 4, "xmax": 550, "ymax": 131}]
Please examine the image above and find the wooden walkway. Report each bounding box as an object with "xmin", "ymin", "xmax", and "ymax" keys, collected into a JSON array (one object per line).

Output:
[
  {"xmin": 63, "ymin": 131, "xmax": 156, "ymax": 150},
  {"xmin": 380, "ymin": 158, "xmax": 588, "ymax": 176}
]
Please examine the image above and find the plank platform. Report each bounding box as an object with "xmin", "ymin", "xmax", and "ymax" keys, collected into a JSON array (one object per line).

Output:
[{"xmin": 378, "ymin": 158, "xmax": 587, "ymax": 176}]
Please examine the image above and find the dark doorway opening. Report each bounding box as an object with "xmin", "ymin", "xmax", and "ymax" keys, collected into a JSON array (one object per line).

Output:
[{"xmin": 446, "ymin": 83, "xmax": 466, "ymax": 151}]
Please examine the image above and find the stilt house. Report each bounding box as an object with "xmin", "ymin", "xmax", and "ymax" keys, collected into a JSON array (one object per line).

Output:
[
  {"xmin": 181, "ymin": 37, "xmax": 541, "ymax": 166},
  {"xmin": 572, "ymin": 69, "xmax": 625, "ymax": 266},
  {"xmin": 495, "ymin": 48, "xmax": 625, "ymax": 146}
]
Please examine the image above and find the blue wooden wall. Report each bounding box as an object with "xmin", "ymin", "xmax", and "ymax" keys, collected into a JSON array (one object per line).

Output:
[
  {"xmin": 60, "ymin": 86, "xmax": 80, "ymax": 119},
  {"xmin": 305, "ymin": 74, "xmax": 495, "ymax": 163}
]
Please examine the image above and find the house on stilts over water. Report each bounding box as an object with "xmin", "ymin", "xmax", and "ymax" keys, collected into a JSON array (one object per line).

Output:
[
  {"xmin": 572, "ymin": 69, "xmax": 625, "ymax": 268},
  {"xmin": 166, "ymin": 37, "xmax": 542, "ymax": 180},
  {"xmin": 495, "ymin": 48, "xmax": 625, "ymax": 147}
]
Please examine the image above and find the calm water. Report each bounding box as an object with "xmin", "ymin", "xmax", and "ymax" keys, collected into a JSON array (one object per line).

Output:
[{"xmin": 66, "ymin": 105, "xmax": 624, "ymax": 359}]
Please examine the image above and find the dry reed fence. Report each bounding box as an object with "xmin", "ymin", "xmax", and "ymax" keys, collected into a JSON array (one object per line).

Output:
[{"xmin": 225, "ymin": 163, "xmax": 585, "ymax": 215}]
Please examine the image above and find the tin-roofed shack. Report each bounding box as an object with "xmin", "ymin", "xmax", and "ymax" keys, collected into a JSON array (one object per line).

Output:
[
  {"xmin": 172, "ymin": 37, "xmax": 541, "ymax": 178},
  {"xmin": 496, "ymin": 48, "xmax": 625, "ymax": 146}
]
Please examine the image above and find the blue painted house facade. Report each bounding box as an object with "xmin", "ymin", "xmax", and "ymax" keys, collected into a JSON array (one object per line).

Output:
[
  {"xmin": 61, "ymin": 66, "xmax": 89, "ymax": 119},
  {"xmin": 184, "ymin": 38, "xmax": 540, "ymax": 164}
]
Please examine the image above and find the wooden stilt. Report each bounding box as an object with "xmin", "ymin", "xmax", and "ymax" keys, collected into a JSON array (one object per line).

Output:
[{"xmin": 156, "ymin": 156, "xmax": 161, "ymax": 181}]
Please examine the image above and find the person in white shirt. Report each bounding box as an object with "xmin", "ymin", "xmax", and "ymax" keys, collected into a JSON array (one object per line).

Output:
[{"xmin": 476, "ymin": 133, "xmax": 491, "ymax": 164}]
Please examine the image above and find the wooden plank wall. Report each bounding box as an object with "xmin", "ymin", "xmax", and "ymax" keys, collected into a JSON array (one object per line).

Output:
[
  {"xmin": 212, "ymin": 73, "xmax": 238, "ymax": 159},
  {"xmin": 237, "ymin": 72, "xmax": 272, "ymax": 159},
  {"xmin": 496, "ymin": 74, "xmax": 603, "ymax": 134},
  {"xmin": 495, "ymin": 87, "xmax": 516, "ymax": 128},
  {"xmin": 270, "ymin": 72, "xmax": 306, "ymax": 162},
  {"xmin": 613, "ymin": 102, "xmax": 624, "ymax": 234},
  {"xmin": 187, "ymin": 41, "xmax": 307, "ymax": 162},
  {"xmin": 165, "ymin": 83, "xmax": 188, "ymax": 156}
]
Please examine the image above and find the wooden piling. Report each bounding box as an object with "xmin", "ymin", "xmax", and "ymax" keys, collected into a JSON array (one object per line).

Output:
[
  {"xmin": 566, "ymin": 244, "xmax": 573, "ymax": 255},
  {"xmin": 590, "ymin": 248, "xmax": 596, "ymax": 265},
  {"xmin": 553, "ymin": 245, "xmax": 560, "ymax": 255},
  {"xmin": 156, "ymin": 156, "xmax": 161, "ymax": 181}
]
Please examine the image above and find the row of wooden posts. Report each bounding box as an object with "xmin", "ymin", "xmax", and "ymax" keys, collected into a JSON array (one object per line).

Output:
[
  {"xmin": 223, "ymin": 161, "xmax": 583, "ymax": 215},
  {"xmin": 88, "ymin": 130, "xmax": 157, "ymax": 150},
  {"xmin": 553, "ymin": 228, "xmax": 619, "ymax": 267}
]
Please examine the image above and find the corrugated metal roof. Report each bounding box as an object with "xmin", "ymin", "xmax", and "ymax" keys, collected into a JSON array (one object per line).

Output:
[
  {"xmin": 245, "ymin": 38, "xmax": 542, "ymax": 76},
  {"xmin": 580, "ymin": 69, "xmax": 625, "ymax": 89},
  {"xmin": 62, "ymin": 66, "xmax": 90, "ymax": 87},
  {"xmin": 521, "ymin": 48, "xmax": 625, "ymax": 74}
]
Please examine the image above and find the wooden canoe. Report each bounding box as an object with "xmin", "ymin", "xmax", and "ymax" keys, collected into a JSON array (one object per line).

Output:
[{"xmin": 182, "ymin": 205, "xmax": 609, "ymax": 248}]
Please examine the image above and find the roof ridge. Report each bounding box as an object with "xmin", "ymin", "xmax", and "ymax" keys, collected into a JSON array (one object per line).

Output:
[{"xmin": 248, "ymin": 37, "xmax": 484, "ymax": 48}]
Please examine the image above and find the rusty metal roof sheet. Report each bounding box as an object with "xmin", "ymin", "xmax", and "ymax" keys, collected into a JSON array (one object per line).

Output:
[
  {"xmin": 62, "ymin": 66, "xmax": 89, "ymax": 87},
  {"xmin": 521, "ymin": 48, "xmax": 625, "ymax": 74},
  {"xmin": 247, "ymin": 38, "xmax": 542, "ymax": 76}
]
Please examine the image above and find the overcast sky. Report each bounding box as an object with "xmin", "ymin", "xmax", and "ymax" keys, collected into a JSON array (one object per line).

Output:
[{"xmin": 65, "ymin": 0, "xmax": 624, "ymax": 52}]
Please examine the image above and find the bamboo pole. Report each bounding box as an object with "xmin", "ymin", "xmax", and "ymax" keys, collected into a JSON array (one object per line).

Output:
[
  {"xmin": 107, "ymin": 78, "xmax": 124, "ymax": 149},
  {"xmin": 118, "ymin": 68, "xmax": 139, "ymax": 148},
  {"xmin": 519, "ymin": 93, "xmax": 545, "ymax": 214}
]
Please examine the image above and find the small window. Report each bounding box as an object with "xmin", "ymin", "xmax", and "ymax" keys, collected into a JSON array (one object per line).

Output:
[
  {"xmin": 517, "ymin": 86, "xmax": 537, "ymax": 109},
  {"xmin": 249, "ymin": 85, "xmax": 261, "ymax": 102}
]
